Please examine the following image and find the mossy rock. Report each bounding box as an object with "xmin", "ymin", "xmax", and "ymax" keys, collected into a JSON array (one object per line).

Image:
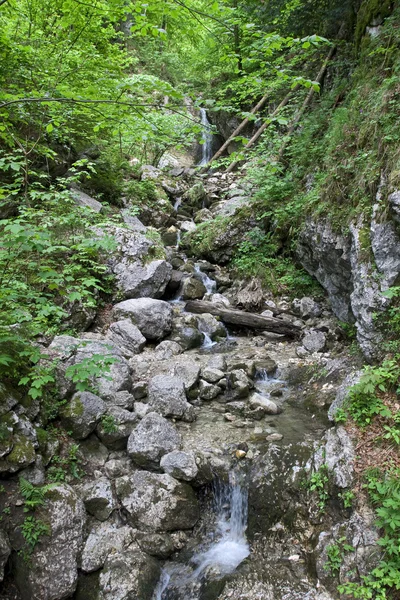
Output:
[
  {"xmin": 355, "ymin": 0, "xmax": 393, "ymax": 47},
  {"xmin": 0, "ymin": 434, "xmax": 36, "ymax": 474}
]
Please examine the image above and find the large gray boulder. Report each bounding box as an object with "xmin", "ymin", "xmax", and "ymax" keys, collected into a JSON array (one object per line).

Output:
[
  {"xmin": 70, "ymin": 188, "xmax": 103, "ymax": 212},
  {"xmin": 181, "ymin": 277, "xmax": 206, "ymax": 300},
  {"xmin": 302, "ymin": 330, "xmax": 326, "ymax": 353},
  {"xmin": 113, "ymin": 298, "xmax": 173, "ymax": 341},
  {"xmin": 81, "ymin": 522, "xmax": 134, "ymax": 573},
  {"xmin": 99, "ymin": 548, "xmax": 160, "ymax": 600},
  {"xmin": 95, "ymin": 407, "xmax": 137, "ymax": 450},
  {"xmin": 14, "ymin": 484, "xmax": 85, "ymax": 600},
  {"xmin": 115, "ymin": 471, "xmax": 200, "ymax": 531},
  {"xmin": 60, "ymin": 392, "xmax": 106, "ymax": 440},
  {"xmin": 314, "ymin": 426, "xmax": 355, "ymax": 488},
  {"xmin": 127, "ymin": 412, "xmax": 181, "ymax": 469},
  {"xmin": 160, "ymin": 450, "xmax": 198, "ymax": 481},
  {"xmin": 147, "ymin": 375, "xmax": 192, "ymax": 420},
  {"xmin": 113, "ymin": 259, "xmax": 172, "ymax": 300},
  {"xmin": 106, "ymin": 319, "xmax": 146, "ymax": 357}
]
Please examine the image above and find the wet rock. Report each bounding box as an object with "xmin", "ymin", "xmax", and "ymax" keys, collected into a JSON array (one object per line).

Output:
[
  {"xmin": 171, "ymin": 324, "xmax": 203, "ymax": 350},
  {"xmin": 80, "ymin": 477, "xmax": 117, "ymax": 521},
  {"xmin": 96, "ymin": 407, "xmax": 137, "ymax": 450},
  {"xmin": 106, "ymin": 319, "xmax": 146, "ymax": 357},
  {"xmin": 115, "ymin": 471, "xmax": 199, "ymax": 531},
  {"xmin": 315, "ymin": 426, "xmax": 355, "ymax": 488},
  {"xmin": 328, "ymin": 371, "xmax": 362, "ymax": 421},
  {"xmin": 127, "ymin": 412, "xmax": 182, "ymax": 469},
  {"xmin": 81, "ymin": 521, "xmax": 134, "ymax": 573},
  {"xmin": 226, "ymin": 370, "xmax": 251, "ymax": 400},
  {"xmin": 136, "ymin": 531, "xmax": 188, "ymax": 559},
  {"xmin": 160, "ymin": 450, "xmax": 198, "ymax": 481},
  {"xmin": 254, "ymin": 358, "xmax": 277, "ymax": 377},
  {"xmin": 248, "ymin": 393, "xmax": 281, "ymax": 415},
  {"xmin": 199, "ymin": 380, "xmax": 221, "ymax": 400},
  {"xmin": 0, "ymin": 529, "xmax": 10, "ymax": 582},
  {"xmin": 196, "ymin": 313, "xmax": 227, "ymax": 340},
  {"xmin": 147, "ymin": 375, "xmax": 192, "ymax": 419},
  {"xmin": 99, "ymin": 548, "xmax": 160, "ymax": 600},
  {"xmin": 60, "ymin": 392, "xmax": 106, "ymax": 440},
  {"xmin": 113, "ymin": 298, "xmax": 173, "ymax": 341},
  {"xmin": 302, "ymin": 330, "xmax": 326, "ymax": 353},
  {"xmin": 14, "ymin": 484, "xmax": 85, "ymax": 600}
]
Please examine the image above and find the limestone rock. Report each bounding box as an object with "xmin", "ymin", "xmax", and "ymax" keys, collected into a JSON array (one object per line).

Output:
[
  {"xmin": 113, "ymin": 298, "xmax": 173, "ymax": 341},
  {"xmin": 114, "ymin": 259, "xmax": 172, "ymax": 300},
  {"xmin": 248, "ymin": 393, "xmax": 281, "ymax": 415},
  {"xmin": 201, "ymin": 367, "xmax": 225, "ymax": 384},
  {"xmin": 80, "ymin": 477, "xmax": 117, "ymax": 521},
  {"xmin": 14, "ymin": 484, "xmax": 85, "ymax": 600},
  {"xmin": 99, "ymin": 548, "xmax": 160, "ymax": 600},
  {"xmin": 136, "ymin": 531, "xmax": 188, "ymax": 558},
  {"xmin": 115, "ymin": 471, "xmax": 199, "ymax": 531},
  {"xmin": 292, "ymin": 297, "xmax": 322, "ymax": 318},
  {"xmin": 199, "ymin": 380, "xmax": 221, "ymax": 400},
  {"xmin": 60, "ymin": 392, "xmax": 106, "ymax": 440},
  {"xmin": 70, "ymin": 188, "xmax": 103, "ymax": 212},
  {"xmin": 181, "ymin": 277, "xmax": 206, "ymax": 300},
  {"xmin": 107, "ymin": 319, "xmax": 146, "ymax": 357},
  {"xmin": 160, "ymin": 450, "xmax": 198, "ymax": 481},
  {"xmin": 81, "ymin": 521, "xmax": 134, "ymax": 573},
  {"xmin": 302, "ymin": 330, "xmax": 326, "ymax": 353},
  {"xmin": 96, "ymin": 407, "xmax": 137, "ymax": 450},
  {"xmin": 315, "ymin": 426, "xmax": 355, "ymax": 488},
  {"xmin": 173, "ymin": 357, "xmax": 201, "ymax": 390},
  {"xmin": 154, "ymin": 340, "xmax": 183, "ymax": 359},
  {"xmin": 196, "ymin": 313, "xmax": 227, "ymax": 340},
  {"xmin": 147, "ymin": 375, "xmax": 192, "ymax": 419},
  {"xmin": 127, "ymin": 412, "xmax": 181, "ymax": 469}
]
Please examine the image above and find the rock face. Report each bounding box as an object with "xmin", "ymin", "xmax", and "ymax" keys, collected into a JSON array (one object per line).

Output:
[
  {"xmin": 297, "ymin": 212, "xmax": 400, "ymax": 358},
  {"xmin": 115, "ymin": 471, "xmax": 200, "ymax": 531},
  {"xmin": 147, "ymin": 375, "xmax": 192, "ymax": 420},
  {"xmin": 14, "ymin": 484, "xmax": 85, "ymax": 600},
  {"xmin": 127, "ymin": 412, "xmax": 182, "ymax": 469},
  {"xmin": 0, "ymin": 529, "xmax": 10, "ymax": 582},
  {"xmin": 80, "ymin": 477, "xmax": 116, "ymax": 521},
  {"xmin": 113, "ymin": 298, "xmax": 173, "ymax": 341},
  {"xmin": 81, "ymin": 522, "xmax": 134, "ymax": 573},
  {"xmin": 314, "ymin": 426, "xmax": 355, "ymax": 488},
  {"xmin": 99, "ymin": 548, "xmax": 160, "ymax": 600}
]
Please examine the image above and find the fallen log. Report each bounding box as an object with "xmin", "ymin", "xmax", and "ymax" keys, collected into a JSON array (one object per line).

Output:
[{"xmin": 184, "ymin": 300, "xmax": 301, "ymax": 338}]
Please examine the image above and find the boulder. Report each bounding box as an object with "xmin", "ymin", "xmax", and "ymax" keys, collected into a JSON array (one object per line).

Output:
[
  {"xmin": 127, "ymin": 412, "xmax": 181, "ymax": 469},
  {"xmin": 81, "ymin": 522, "xmax": 134, "ymax": 573},
  {"xmin": 302, "ymin": 330, "xmax": 326, "ymax": 353},
  {"xmin": 136, "ymin": 531, "xmax": 188, "ymax": 559},
  {"xmin": 14, "ymin": 484, "xmax": 85, "ymax": 600},
  {"xmin": 292, "ymin": 297, "xmax": 322, "ymax": 318},
  {"xmin": 99, "ymin": 548, "xmax": 160, "ymax": 600},
  {"xmin": 106, "ymin": 320, "xmax": 146, "ymax": 357},
  {"xmin": 60, "ymin": 392, "xmax": 106, "ymax": 440},
  {"xmin": 147, "ymin": 375, "xmax": 192, "ymax": 419},
  {"xmin": 115, "ymin": 471, "xmax": 199, "ymax": 531},
  {"xmin": 248, "ymin": 393, "xmax": 281, "ymax": 415},
  {"xmin": 113, "ymin": 298, "xmax": 173, "ymax": 341},
  {"xmin": 113, "ymin": 259, "xmax": 172, "ymax": 300},
  {"xmin": 201, "ymin": 367, "xmax": 225, "ymax": 384},
  {"xmin": 199, "ymin": 380, "xmax": 221, "ymax": 400},
  {"xmin": 80, "ymin": 477, "xmax": 117, "ymax": 521},
  {"xmin": 314, "ymin": 426, "xmax": 355, "ymax": 488},
  {"xmin": 160, "ymin": 450, "xmax": 198, "ymax": 481},
  {"xmin": 173, "ymin": 357, "xmax": 201, "ymax": 390},
  {"xmin": 70, "ymin": 188, "xmax": 103, "ymax": 212},
  {"xmin": 154, "ymin": 340, "xmax": 183, "ymax": 359},
  {"xmin": 196, "ymin": 313, "xmax": 227, "ymax": 340},
  {"xmin": 328, "ymin": 371, "xmax": 362, "ymax": 421},
  {"xmin": 181, "ymin": 277, "xmax": 207, "ymax": 300}
]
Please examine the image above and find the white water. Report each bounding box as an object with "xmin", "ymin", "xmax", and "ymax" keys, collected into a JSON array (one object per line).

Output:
[
  {"xmin": 174, "ymin": 197, "xmax": 182, "ymax": 212},
  {"xmin": 194, "ymin": 264, "xmax": 216, "ymax": 294},
  {"xmin": 201, "ymin": 331, "xmax": 217, "ymax": 349},
  {"xmin": 198, "ymin": 108, "xmax": 213, "ymax": 166},
  {"xmin": 176, "ymin": 230, "xmax": 181, "ymax": 250},
  {"xmin": 153, "ymin": 472, "xmax": 250, "ymax": 600}
]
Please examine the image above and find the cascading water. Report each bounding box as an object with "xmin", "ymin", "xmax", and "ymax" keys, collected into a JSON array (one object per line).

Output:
[
  {"xmin": 153, "ymin": 471, "xmax": 250, "ymax": 600},
  {"xmin": 198, "ymin": 108, "xmax": 213, "ymax": 167},
  {"xmin": 194, "ymin": 264, "xmax": 216, "ymax": 294},
  {"xmin": 174, "ymin": 197, "xmax": 182, "ymax": 212}
]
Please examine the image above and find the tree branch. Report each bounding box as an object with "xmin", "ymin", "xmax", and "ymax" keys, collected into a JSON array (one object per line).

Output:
[{"xmin": 170, "ymin": 0, "xmax": 234, "ymax": 32}]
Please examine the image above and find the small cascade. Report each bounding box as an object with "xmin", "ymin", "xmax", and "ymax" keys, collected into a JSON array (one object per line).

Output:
[
  {"xmin": 153, "ymin": 471, "xmax": 250, "ymax": 600},
  {"xmin": 176, "ymin": 230, "xmax": 181, "ymax": 250},
  {"xmin": 201, "ymin": 331, "xmax": 216, "ymax": 349},
  {"xmin": 174, "ymin": 197, "xmax": 182, "ymax": 212},
  {"xmin": 194, "ymin": 264, "xmax": 217, "ymax": 294},
  {"xmin": 198, "ymin": 108, "xmax": 213, "ymax": 167}
]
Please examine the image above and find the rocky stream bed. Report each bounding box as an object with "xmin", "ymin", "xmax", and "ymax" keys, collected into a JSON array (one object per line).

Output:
[{"xmin": 0, "ymin": 163, "xmax": 380, "ymax": 600}]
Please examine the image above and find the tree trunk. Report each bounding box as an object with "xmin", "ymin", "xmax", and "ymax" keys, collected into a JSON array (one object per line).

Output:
[{"xmin": 185, "ymin": 300, "xmax": 301, "ymax": 337}]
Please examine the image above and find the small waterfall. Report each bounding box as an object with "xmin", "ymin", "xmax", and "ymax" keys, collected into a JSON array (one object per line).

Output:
[
  {"xmin": 194, "ymin": 264, "xmax": 216, "ymax": 294},
  {"xmin": 174, "ymin": 197, "xmax": 182, "ymax": 212},
  {"xmin": 153, "ymin": 471, "xmax": 249, "ymax": 600},
  {"xmin": 176, "ymin": 230, "xmax": 181, "ymax": 250},
  {"xmin": 198, "ymin": 108, "xmax": 213, "ymax": 167}
]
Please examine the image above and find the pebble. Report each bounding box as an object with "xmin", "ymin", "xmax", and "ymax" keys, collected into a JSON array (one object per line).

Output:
[
  {"xmin": 235, "ymin": 449, "xmax": 246, "ymax": 459},
  {"xmin": 266, "ymin": 433, "xmax": 283, "ymax": 441}
]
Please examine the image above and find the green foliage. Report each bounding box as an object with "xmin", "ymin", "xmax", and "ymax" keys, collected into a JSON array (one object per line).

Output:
[
  {"xmin": 346, "ymin": 361, "xmax": 399, "ymax": 427},
  {"xmin": 339, "ymin": 490, "xmax": 355, "ymax": 509},
  {"xmin": 20, "ymin": 516, "xmax": 51, "ymax": 555},
  {"xmin": 100, "ymin": 414, "xmax": 118, "ymax": 434},
  {"xmin": 324, "ymin": 536, "xmax": 355, "ymax": 575},
  {"xmin": 19, "ymin": 478, "xmax": 55, "ymax": 512},
  {"xmin": 47, "ymin": 443, "xmax": 82, "ymax": 482},
  {"xmin": 307, "ymin": 463, "xmax": 329, "ymax": 512},
  {"xmin": 339, "ymin": 468, "xmax": 400, "ymax": 599},
  {"xmin": 65, "ymin": 354, "xmax": 116, "ymax": 393}
]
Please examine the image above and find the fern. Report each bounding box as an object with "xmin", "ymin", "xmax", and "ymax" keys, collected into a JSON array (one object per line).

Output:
[{"xmin": 19, "ymin": 478, "xmax": 56, "ymax": 512}]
